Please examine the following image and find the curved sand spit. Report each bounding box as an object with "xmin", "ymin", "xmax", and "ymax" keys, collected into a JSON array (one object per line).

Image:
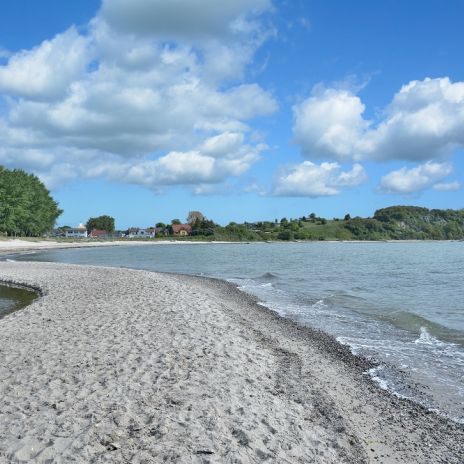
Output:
[{"xmin": 0, "ymin": 261, "xmax": 463, "ymax": 463}]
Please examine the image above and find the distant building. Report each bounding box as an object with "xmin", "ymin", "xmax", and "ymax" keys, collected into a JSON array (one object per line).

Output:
[
  {"xmin": 89, "ymin": 229, "xmax": 108, "ymax": 238},
  {"xmin": 171, "ymin": 224, "xmax": 192, "ymax": 236},
  {"xmin": 65, "ymin": 224, "xmax": 88, "ymax": 238},
  {"xmin": 126, "ymin": 227, "xmax": 156, "ymax": 238},
  {"xmin": 49, "ymin": 229, "xmax": 65, "ymax": 237}
]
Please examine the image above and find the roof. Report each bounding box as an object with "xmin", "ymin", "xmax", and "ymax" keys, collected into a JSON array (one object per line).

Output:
[
  {"xmin": 90, "ymin": 229, "xmax": 107, "ymax": 236},
  {"xmin": 171, "ymin": 224, "xmax": 192, "ymax": 234}
]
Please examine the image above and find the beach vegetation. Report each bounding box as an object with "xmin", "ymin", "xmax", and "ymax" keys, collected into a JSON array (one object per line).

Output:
[
  {"xmin": 166, "ymin": 205, "xmax": 464, "ymax": 242},
  {"xmin": 0, "ymin": 166, "xmax": 62, "ymax": 236},
  {"xmin": 86, "ymin": 215, "xmax": 115, "ymax": 233}
]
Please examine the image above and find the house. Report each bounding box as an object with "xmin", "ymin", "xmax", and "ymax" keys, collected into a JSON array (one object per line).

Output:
[
  {"xmin": 171, "ymin": 224, "xmax": 192, "ymax": 236},
  {"xmin": 65, "ymin": 224, "xmax": 87, "ymax": 238},
  {"xmin": 126, "ymin": 227, "xmax": 156, "ymax": 238},
  {"xmin": 89, "ymin": 229, "xmax": 108, "ymax": 238}
]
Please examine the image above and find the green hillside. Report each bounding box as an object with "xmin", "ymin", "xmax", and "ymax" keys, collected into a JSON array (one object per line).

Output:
[{"xmin": 200, "ymin": 206, "xmax": 464, "ymax": 241}]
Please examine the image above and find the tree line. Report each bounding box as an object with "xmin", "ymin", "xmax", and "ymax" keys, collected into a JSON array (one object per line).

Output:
[
  {"xmin": 1, "ymin": 167, "xmax": 463, "ymax": 241},
  {"xmin": 0, "ymin": 167, "xmax": 62, "ymax": 236}
]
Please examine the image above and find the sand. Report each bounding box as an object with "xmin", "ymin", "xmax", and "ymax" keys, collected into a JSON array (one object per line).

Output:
[
  {"xmin": 0, "ymin": 261, "xmax": 463, "ymax": 463},
  {"xmin": 0, "ymin": 239, "xmax": 243, "ymax": 256}
]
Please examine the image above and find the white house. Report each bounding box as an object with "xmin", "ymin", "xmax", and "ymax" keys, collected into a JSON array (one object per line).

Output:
[
  {"xmin": 65, "ymin": 223, "xmax": 88, "ymax": 238},
  {"xmin": 127, "ymin": 227, "xmax": 156, "ymax": 238}
]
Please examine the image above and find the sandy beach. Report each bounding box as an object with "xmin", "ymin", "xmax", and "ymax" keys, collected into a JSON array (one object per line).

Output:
[
  {"xmin": 0, "ymin": 239, "xmax": 236, "ymax": 256},
  {"xmin": 0, "ymin": 260, "xmax": 463, "ymax": 463}
]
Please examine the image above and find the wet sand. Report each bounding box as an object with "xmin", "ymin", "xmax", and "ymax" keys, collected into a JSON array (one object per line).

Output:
[{"xmin": 0, "ymin": 261, "xmax": 463, "ymax": 463}]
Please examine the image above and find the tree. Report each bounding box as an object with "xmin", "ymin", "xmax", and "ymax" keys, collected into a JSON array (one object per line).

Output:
[
  {"xmin": 278, "ymin": 230, "xmax": 293, "ymax": 241},
  {"xmin": 86, "ymin": 215, "xmax": 115, "ymax": 232},
  {"xmin": 0, "ymin": 167, "xmax": 62, "ymax": 236},
  {"xmin": 308, "ymin": 213, "xmax": 316, "ymax": 222},
  {"xmin": 344, "ymin": 214, "xmax": 351, "ymax": 221},
  {"xmin": 187, "ymin": 211, "xmax": 204, "ymax": 224},
  {"xmin": 155, "ymin": 222, "xmax": 166, "ymax": 228},
  {"xmin": 171, "ymin": 219, "xmax": 181, "ymax": 225}
]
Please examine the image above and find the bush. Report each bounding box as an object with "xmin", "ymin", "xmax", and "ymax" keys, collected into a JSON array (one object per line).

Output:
[{"xmin": 278, "ymin": 230, "xmax": 294, "ymax": 241}]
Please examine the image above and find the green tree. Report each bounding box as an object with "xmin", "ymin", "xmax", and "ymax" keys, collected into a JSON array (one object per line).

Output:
[
  {"xmin": 155, "ymin": 222, "xmax": 166, "ymax": 228},
  {"xmin": 171, "ymin": 219, "xmax": 181, "ymax": 225},
  {"xmin": 187, "ymin": 211, "xmax": 205, "ymax": 224},
  {"xmin": 277, "ymin": 230, "xmax": 293, "ymax": 241},
  {"xmin": 86, "ymin": 215, "xmax": 115, "ymax": 232},
  {"xmin": 0, "ymin": 167, "xmax": 62, "ymax": 236}
]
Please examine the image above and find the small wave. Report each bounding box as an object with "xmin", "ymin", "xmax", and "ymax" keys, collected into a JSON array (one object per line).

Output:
[
  {"xmin": 368, "ymin": 366, "xmax": 415, "ymax": 400},
  {"xmin": 238, "ymin": 281, "xmax": 274, "ymax": 290},
  {"xmin": 6, "ymin": 259, "xmax": 16, "ymax": 263},
  {"xmin": 311, "ymin": 299, "xmax": 327, "ymax": 309},
  {"xmin": 368, "ymin": 366, "xmax": 391, "ymax": 392},
  {"xmin": 414, "ymin": 327, "xmax": 448, "ymax": 347},
  {"xmin": 256, "ymin": 272, "xmax": 279, "ymax": 281},
  {"xmin": 259, "ymin": 282, "xmax": 273, "ymax": 288},
  {"xmin": 380, "ymin": 311, "xmax": 464, "ymax": 347}
]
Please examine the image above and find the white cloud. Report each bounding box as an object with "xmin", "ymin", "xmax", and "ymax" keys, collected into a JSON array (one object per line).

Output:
[
  {"xmin": 2, "ymin": 132, "xmax": 266, "ymax": 191},
  {"xmin": 293, "ymin": 77, "xmax": 464, "ymax": 162},
  {"xmin": 0, "ymin": 1, "xmax": 277, "ymax": 191},
  {"xmin": 379, "ymin": 161, "xmax": 453, "ymax": 194},
  {"xmin": 433, "ymin": 181, "xmax": 461, "ymax": 192},
  {"xmin": 273, "ymin": 161, "xmax": 367, "ymax": 197},
  {"xmin": 0, "ymin": 28, "xmax": 90, "ymax": 100},
  {"xmin": 293, "ymin": 87, "xmax": 367, "ymax": 161}
]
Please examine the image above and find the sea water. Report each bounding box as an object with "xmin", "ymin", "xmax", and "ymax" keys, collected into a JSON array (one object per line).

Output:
[
  {"xmin": 0, "ymin": 284, "xmax": 37, "ymax": 319},
  {"xmin": 14, "ymin": 241, "xmax": 464, "ymax": 423}
]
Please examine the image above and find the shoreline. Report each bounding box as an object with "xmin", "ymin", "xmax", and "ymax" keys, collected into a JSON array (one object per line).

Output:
[
  {"xmin": 0, "ymin": 238, "xmax": 461, "ymax": 258},
  {"xmin": 0, "ymin": 261, "xmax": 463, "ymax": 462}
]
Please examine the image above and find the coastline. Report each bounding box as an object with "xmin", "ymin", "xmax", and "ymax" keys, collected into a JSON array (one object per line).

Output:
[
  {"xmin": 0, "ymin": 238, "xmax": 461, "ymax": 258},
  {"xmin": 0, "ymin": 239, "xmax": 249, "ymax": 256},
  {"xmin": 0, "ymin": 261, "xmax": 463, "ymax": 463}
]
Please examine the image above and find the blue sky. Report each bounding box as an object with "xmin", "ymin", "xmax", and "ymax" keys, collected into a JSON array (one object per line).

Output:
[{"xmin": 0, "ymin": 0, "xmax": 462, "ymax": 228}]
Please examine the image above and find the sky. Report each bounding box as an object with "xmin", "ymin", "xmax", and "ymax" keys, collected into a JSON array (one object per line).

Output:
[{"xmin": 0, "ymin": 0, "xmax": 463, "ymax": 228}]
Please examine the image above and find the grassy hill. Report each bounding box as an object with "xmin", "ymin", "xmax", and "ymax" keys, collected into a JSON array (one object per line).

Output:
[{"xmin": 203, "ymin": 206, "xmax": 464, "ymax": 241}]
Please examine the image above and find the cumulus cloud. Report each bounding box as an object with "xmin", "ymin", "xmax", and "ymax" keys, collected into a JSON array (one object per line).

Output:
[
  {"xmin": 293, "ymin": 77, "xmax": 464, "ymax": 162},
  {"xmin": 293, "ymin": 87, "xmax": 368, "ymax": 161},
  {"xmin": 433, "ymin": 181, "xmax": 461, "ymax": 192},
  {"xmin": 273, "ymin": 161, "xmax": 367, "ymax": 197},
  {"xmin": 379, "ymin": 161, "xmax": 454, "ymax": 194},
  {"xmin": 0, "ymin": 28, "xmax": 90, "ymax": 100},
  {"xmin": 0, "ymin": 0, "xmax": 277, "ymax": 191}
]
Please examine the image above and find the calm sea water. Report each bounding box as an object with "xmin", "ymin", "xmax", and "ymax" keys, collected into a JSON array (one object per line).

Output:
[
  {"xmin": 0, "ymin": 284, "xmax": 37, "ymax": 320},
  {"xmin": 14, "ymin": 242, "xmax": 464, "ymax": 422}
]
